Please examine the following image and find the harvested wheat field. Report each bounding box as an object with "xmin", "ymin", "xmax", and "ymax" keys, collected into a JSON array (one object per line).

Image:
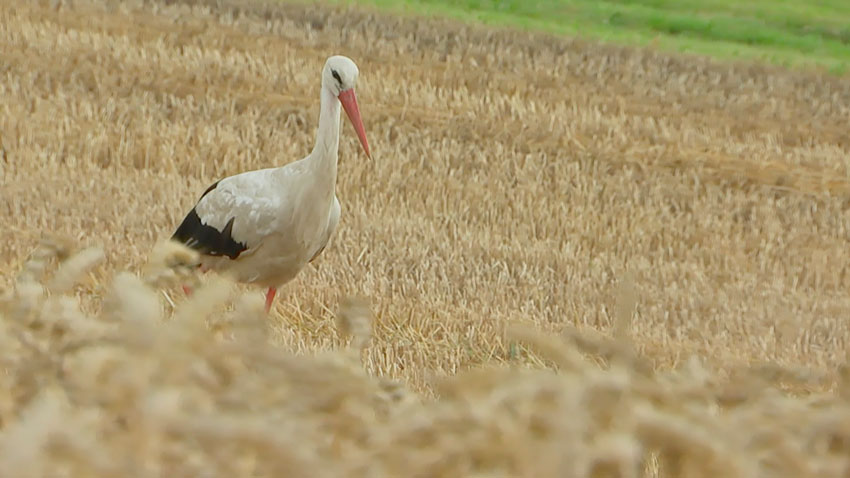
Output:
[{"xmin": 2, "ymin": 0, "xmax": 850, "ymax": 476}]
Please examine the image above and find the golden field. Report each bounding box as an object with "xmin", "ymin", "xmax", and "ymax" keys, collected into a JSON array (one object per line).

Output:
[{"xmin": 2, "ymin": 0, "xmax": 850, "ymax": 476}]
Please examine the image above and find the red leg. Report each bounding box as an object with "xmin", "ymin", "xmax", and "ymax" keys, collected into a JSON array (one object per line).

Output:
[
  {"xmin": 265, "ymin": 287, "xmax": 277, "ymax": 313},
  {"xmin": 182, "ymin": 284, "xmax": 193, "ymax": 296}
]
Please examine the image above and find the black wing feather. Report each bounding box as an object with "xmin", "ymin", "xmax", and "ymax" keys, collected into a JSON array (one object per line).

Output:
[{"xmin": 171, "ymin": 181, "xmax": 248, "ymax": 260}]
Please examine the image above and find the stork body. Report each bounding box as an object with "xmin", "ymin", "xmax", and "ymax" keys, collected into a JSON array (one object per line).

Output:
[{"xmin": 170, "ymin": 55, "xmax": 370, "ymax": 312}]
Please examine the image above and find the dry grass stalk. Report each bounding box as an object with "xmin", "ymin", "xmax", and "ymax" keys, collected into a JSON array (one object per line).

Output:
[{"xmin": 336, "ymin": 295, "xmax": 374, "ymax": 353}]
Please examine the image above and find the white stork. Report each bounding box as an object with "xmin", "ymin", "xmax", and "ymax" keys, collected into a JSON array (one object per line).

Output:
[{"xmin": 170, "ymin": 55, "xmax": 370, "ymax": 313}]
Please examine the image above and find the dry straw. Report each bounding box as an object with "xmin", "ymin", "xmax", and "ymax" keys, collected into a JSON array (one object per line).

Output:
[
  {"xmin": 3, "ymin": 0, "xmax": 850, "ymax": 476},
  {"xmin": 0, "ymin": 237, "xmax": 849, "ymax": 477}
]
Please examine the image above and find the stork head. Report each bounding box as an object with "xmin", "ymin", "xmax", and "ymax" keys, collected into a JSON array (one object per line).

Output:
[{"xmin": 323, "ymin": 55, "xmax": 370, "ymax": 159}]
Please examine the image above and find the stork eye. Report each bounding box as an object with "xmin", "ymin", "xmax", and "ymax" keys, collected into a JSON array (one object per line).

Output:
[{"xmin": 331, "ymin": 70, "xmax": 342, "ymax": 84}]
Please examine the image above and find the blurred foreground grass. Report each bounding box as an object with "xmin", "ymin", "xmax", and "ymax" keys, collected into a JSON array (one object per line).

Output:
[{"xmin": 2, "ymin": 235, "xmax": 849, "ymax": 477}]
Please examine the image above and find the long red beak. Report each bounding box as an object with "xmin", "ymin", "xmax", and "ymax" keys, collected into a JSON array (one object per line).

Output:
[{"xmin": 337, "ymin": 88, "xmax": 371, "ymax": 159}]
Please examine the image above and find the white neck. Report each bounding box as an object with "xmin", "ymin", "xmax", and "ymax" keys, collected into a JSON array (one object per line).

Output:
[{"xmin": 307, "ymin": 85, "xmax": 341, "ymax": 189}]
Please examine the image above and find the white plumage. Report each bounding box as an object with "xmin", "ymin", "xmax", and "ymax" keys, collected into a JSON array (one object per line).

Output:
[{"xmin": 171, "ymin": 55, "xmax": 370, "ymax": 312}]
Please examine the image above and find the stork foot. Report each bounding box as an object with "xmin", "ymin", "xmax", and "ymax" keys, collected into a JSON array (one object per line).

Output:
[
  {"xmin": 265, "ymin": 287, "xmax": 277, "ymax": 313},
  {"xmin": 182, "ymin": 284, "xmax": 193, "ymax": 296}
]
